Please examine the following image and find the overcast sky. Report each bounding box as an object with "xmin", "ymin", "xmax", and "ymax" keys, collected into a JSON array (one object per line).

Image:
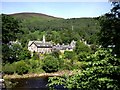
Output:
[{"xmin": 2, "ymin": 2, "xmax": 111, "ymax": 18}]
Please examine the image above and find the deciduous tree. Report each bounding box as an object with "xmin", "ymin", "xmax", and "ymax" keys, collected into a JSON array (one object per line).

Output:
[{"xmin": 98, "ymin": 2, "xmax": 120, "ymax": 57}]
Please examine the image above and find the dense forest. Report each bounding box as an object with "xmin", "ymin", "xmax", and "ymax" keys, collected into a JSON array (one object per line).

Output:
[
  {"xmin": 11, "ymin": 12, "xmax": 100, "ymax": 45},
  {"xmin": 1, "ymin": 2, "xmax": 120, "ymax": 90}
]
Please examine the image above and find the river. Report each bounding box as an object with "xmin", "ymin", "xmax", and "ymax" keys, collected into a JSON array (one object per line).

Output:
[
  {"xmin": 5, "ymin": 77, "xmax": 48, "ymax": 90},
  {"xmin": 5, "ymin": 77, "xmax": 66, "ymax": 90}
]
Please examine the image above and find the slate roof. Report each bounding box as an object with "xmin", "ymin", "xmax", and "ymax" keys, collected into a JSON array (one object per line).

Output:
[
  {"xmin": 28, "ymin": 40, "xmax": 76, "ymax": 50},
  {"xmin": 28, "ymin": 41, "xmax": 53, "ymax": 48},
  {"xmin": 52, "ymin": 45, "xmax": 73, "ymax": 50}
]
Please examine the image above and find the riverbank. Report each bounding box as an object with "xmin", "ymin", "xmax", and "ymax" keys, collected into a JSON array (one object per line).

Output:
[{"xmin": 3, "ymin": 70, "xmax": 76, "ymax": 80}]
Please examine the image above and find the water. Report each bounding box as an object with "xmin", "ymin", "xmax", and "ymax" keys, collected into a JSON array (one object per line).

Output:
[
  {"xmin": 5, "ymin": 76, "xmax": 67, "ymax": 90},
  {"xmin": 6, "ymin": 77, "xmax": 49, "ymax": 90}
]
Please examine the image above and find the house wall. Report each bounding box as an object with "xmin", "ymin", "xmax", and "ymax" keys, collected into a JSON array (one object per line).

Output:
[
  {"xmin": 60, "ymin": 49, "xmax": 73, "ymax": 54},
  {"xmin": 28, "ymin": 40, "xmax": 75, "ymax": 54},
  {"xmin": 28, "ymin": 43, "xmax": 37, "ymax": 52},
  {"xmin": 37, "ymin": 48, "xmax": 52, "ymax": 54}
]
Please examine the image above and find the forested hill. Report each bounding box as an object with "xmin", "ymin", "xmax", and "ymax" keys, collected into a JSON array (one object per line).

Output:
[
  {"xmin": 8, "ymin": 12, "xmax": 100, "ymax": 46},
  {"xmin": 10, "ymin": 12, "xmax": 62, "ymax": 20}
]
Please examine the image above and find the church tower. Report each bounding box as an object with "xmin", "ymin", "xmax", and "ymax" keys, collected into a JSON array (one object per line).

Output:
[{"xmin": 43, "ymin": 35, "xmax": 45, "ymax": 43}]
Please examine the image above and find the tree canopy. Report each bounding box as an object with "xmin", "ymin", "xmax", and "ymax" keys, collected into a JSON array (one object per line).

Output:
[
  {"xmin": 98, "ymin": 2, "xmax": 120, "ymax": 57},
  {"xmin": 2, "ymin": 14, "xmax": 22, "ymax": 44},
  {"xmin": 2, "ymin": 14, "xmax": 30, "ymax": 63},
  {"xmin": 48, "ymin": 49, "xmax": 120, "ymax": 90},
  {"xmin": 48, "ymin": 2, "xmax": 120, "ymax": 90}
]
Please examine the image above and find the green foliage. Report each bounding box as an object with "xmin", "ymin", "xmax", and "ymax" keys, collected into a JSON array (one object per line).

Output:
[
  {"xmin": 3, "ymin": 60, "xmax": 29, "ymax": 75},
  {"xmin": 1, "ymin": 13, "xmax": 100, "ymax": 75},
  {"xmin": 3, "ymin": 63, "xmax": 15, "ymax": 74},
  {"xmin": 26, "ymin": 59, "xmax": 45, "ymax": 73},
  {"xmin": 48, "ymin": 49, "xmax": 120, "ymax": 89},
  {"xmin": 42, "ymin": 55, "xmax": 59, "ymax": 73},
  {"xmin": 2, "ymin": 43, "xmax": 31, "ymax": 63},
  {"xmin": 60, "ymin": 60, "xmax": 73, "ymax": 70},
  {"xmin": 32, "ymin": 51, "xmax": 39, "ymax": 60},
  {"xmin": 10, "ymin": 13, "xmax": 99, "ymax": 46},
  {"xmin": 98, "ymin": 2, "xmax": 120, "ymax": 57},
  {"xmin": 74, "ymin": 40, "xmax": 91, "ymax": 54},
  {"xmin": 57, "ymin": 58, "xmax": 67, "ymax": 70},
  {"xmin": 48, "ymin": 76, "xmax": 66, "ymax": 89},
  {"xmin": 9, "ymin": 44, "xmax": 23, "ymax": 61},
  {"xmin": 64, "ymin": 51, "xmax": 76, "ymax": 60},
  {"xmin": 90, "ymin": 44, "xmax": 98, "ymax": 52},
  {"xmin": 3, "ymin": 59, "xmax": 45, "ymax": 75},
  {"xmin": 14, "ymin": 60, "xmax": 29, "ymax": 75},
  {"xmin": 78, "ymin": 51, "xmax": 90, "ymax": 61},
  {"xmin": 2, "ymin": 44, "xmax": 14, "ymax": 63},
  {"xmin": 71, "ymin": 61, "xmax": 82, "ymax": 70},
  {"xmin": 51, "ymin": 50, "xmax": 61, "ymax": 58},
  {"xmin": 2, "ymin": 13, "xmax": 100, "ymax": 63},
  {"xmin": 2, "ymin": 14, "xmax": 24, "ymax": 63},
  {"xmin": 19, "ymin": 47, "xmax": 31, "ymax": 60},
  {"xmin": 2, "ymin": 14, "xmax": 22, "ymax": 44}
]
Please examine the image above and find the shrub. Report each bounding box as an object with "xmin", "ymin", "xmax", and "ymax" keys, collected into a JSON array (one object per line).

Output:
[
  {"xmin": 42, "ymin": 55, "xmax": 59, "ymax": 73},
  {"xmin": 51, "ymin": 50, "xmax": 61, "ymax": 58},
  {"xmin": 32, "ymin": 51, "xmax": 39, "ymax": 60},
  {"xmin": 78, "ymin": 52, "xmax": 90, "ymax": 61},
  {"xmin": 26, "ymin": 59, "xmax": 44, "ymax": 73},
  {"xmin": 64, "ymin": 51, "xmax": 75, "ymax": 60},
  {"xmin": 3, "ymin": 63, "xmax": 15, "ymax": 74},
  {"xmin": 15, "ymin": 60, "xmax": 29, "ymax": 75},
  {"xmin": 74, "ymin": 40, "xmax": 91, "ymax": 54},
  {"xmin": 72, "ymin": 61, "xmax": 82, "ymax": 70},
  {"xmin": 32, "ymin": 68, "xmax": 45, "ymax": 73}
]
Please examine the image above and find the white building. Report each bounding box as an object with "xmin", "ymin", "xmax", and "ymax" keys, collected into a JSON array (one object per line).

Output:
[
  {"xmin": 28, "ymin": 35, "xmax": 53, "ymax": 54},
  {"xmin": 28, "ymin": 35, "xmax": 76, "ymax": 54}
]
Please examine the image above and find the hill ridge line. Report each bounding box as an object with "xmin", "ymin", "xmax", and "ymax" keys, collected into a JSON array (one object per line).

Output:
[{"xmin": 9, "ymin": 12, "xmax": 63, "ymax": 19}]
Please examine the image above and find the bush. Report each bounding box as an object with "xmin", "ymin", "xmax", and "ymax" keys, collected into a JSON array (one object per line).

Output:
[
  {"xmin": 74, "ymin": 40, "xmax": 91, "ymax": 54},
  {"xmin": 3, "ymin": 63, "xmax": 15, "ymax": 74},
  {"xmin": 51, "ymin": 50, "xmax": 61, "ymax": 58},
  {"xmin": 64, "ymin": 51, "xmax": 75, "ymax": 60},
  {"xmin": 32, "ymin": 52, "xmax": 39, "ymax": 60},
  {"xmin": 72, "ymin": 61, "xmax": 82, "ymax": 70},
  {"xmin": 19, "ymin": 48, "xmax": 31, "ymax": 60},
  {"xmin": 26, "ymin": 59, "xmax": 44, "ymax": 73},
  {"xmin": 78, "ymin": 52, "xmax": 90, "ymax": 61},
  {"xmin": 42, "ymin": 55, "xmax": 59, "ymax": 73},
  {"xmin": 3, "ymin": 59, "xmax": 45, "ymax": 75},
  {"xmin": 60, "ymin": 60, "xmax": 72, "ymax": 70},
  {"xmin": 32, "ymin": 68, "xmax": 45, "ymax": 73},
  {"xmin": 15, "ymin": 60, "xmax": 29, "ymax": 75}
]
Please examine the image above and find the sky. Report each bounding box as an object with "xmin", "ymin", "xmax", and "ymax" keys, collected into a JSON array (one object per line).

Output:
[{"xmin": 2, "ymin": 2, "xmax": 112, "ymax": 18}]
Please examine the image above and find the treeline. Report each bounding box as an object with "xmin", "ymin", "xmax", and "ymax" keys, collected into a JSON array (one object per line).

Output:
[
  {"xmin": 1, "ymin": 13, "xmax": 96, "ymax": 74},
  {"xmin": 1, "ymin": 2, "xmax": 120, "ymax": 89},
  {"xmin": 1, "ymin": 13, "xmax": 99, "ymax": 64},
  {"xmin": 2, "ymin": 39, "xmax": 92, "ymax": 75},
  {"xmin": 12, "ymin": 13, "xmax": 100, "ymax": 46},
  {"xmin": 48, "ymin": 2, "xmax": 120, "ymax": 90}
]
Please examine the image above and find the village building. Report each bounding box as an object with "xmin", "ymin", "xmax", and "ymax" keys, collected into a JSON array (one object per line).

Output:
[
  {"xmin": 28, "ymin": 35, "xmax": 76, "ymax": 54},
  {"xmin": 9, "ymin": 40, "xmax": 21, "ymax": 45},
  {"xmin": 52, "ymin": 40, "xmax": 76, "ymax": 53},
  {"xmin": 28, "ymin": 35, "xmax": 53, "ymax": 54}
]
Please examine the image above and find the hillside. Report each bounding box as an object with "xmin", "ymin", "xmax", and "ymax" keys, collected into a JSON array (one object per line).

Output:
[
  {"xmin": 8, "ymin": 12, "xmax": 100, "ymax": 46},
  {"xmin": 10, "ymin": 12, "xmax": 62, "ymax": 21}
]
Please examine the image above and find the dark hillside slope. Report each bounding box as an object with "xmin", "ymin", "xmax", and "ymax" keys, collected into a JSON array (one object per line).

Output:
[
  {"xmin": 7, "ymin": 12, "xmax": 100, "ymax": 45},
  {"xmin": 9, "ymin": 12, "xmax": 64, "ymax": 32}
]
